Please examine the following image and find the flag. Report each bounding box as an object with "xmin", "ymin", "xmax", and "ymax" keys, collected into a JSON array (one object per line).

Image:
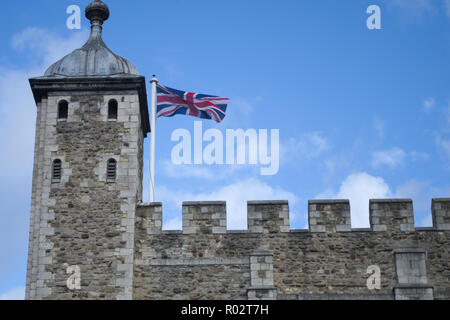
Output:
[{"xmin": 156, "ymin": 84, "xmax": 229, "ymax": 123}]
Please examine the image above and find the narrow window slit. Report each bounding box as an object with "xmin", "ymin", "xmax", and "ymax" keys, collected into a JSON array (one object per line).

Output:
[
  {"xmin": 108, "ymin": 99, "xmax": 118, "ymax": 120},
  {"xmin": 107, "ymin": 159, "xmax": 117, "ymax": 182},
  {"xmin": 58, "ymin": 100, "xmax": 68, "ymax": 120},
  {"xmin": 52, "ymin": 159, "xmax": 62, "ymax": 183}
]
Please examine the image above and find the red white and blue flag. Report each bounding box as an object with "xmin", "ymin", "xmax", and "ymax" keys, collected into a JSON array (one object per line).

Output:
[{"xmin": 156, "ymin": 84, "xmax": 229, "ymax": 123}]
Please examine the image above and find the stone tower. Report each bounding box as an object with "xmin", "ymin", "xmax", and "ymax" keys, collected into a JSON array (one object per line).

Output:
[{"xmin": 26, "ymin": 0, "xmax": 149, "ymax": 300}]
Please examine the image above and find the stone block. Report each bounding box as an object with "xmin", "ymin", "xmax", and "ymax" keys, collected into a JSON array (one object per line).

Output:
[
  {"xmin": 248, "ymin": 201, "xmax": 290, "ymax": 233},
  {"xmin": 182, "ymin": 202, "xmax": 226, "ymax": 234},
  {"xmin": 308, "ymin": 200, "xmax": 351, "ymax": 233},
  {"xmin": 432, "ymin": 199, "xmax": 450, "ymax": 230},
  {"xmin": 370, "ymin": 199, "xmax": 414, "ymax": 232}
]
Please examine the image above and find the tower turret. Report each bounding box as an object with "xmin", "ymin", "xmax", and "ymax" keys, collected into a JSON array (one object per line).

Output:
[{"xmin": 26, "ymin": 0, "xmax": 148, "ymax": 300}]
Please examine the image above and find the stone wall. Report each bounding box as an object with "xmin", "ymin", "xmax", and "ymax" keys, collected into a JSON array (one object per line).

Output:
[
  {"xmin": 25, "ymin": 89, "xmax": 450, "ymax": 300},
  {"xmin": 26, "ymin": 91, "xmax": 143, "ymax": 300},
  {"xmin": 133, "ymin": 199, "xmax": 450, "ymax": 300}
]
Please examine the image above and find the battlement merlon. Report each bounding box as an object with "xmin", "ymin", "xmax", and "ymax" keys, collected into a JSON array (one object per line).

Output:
[
  {"xmin": 136, "ymin": 198, "xmax": 450, "ymax": 234},
  {"xmin": 369, "ymin": 199, "xmax": 414, "ymax": 232},
  {"xmin": 183, "ymin": 201, "xmax": 227, "ymax": 234},
  {"xmin": 136, "ymin": 202, "xmax": 163, "ymax": 235},
  {"xmin": 432, "ymin": 198, "xmax": 450, "ymax": 230},
  {"xmin": 248, "ymin": 201, "xmax": 290, "ymax": 233},
  {"xmin": 308, "ymin": 200, "xmax": 351, "ymax": 232}
]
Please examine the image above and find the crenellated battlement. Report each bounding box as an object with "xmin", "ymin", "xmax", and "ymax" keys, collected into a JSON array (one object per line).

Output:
[
  {"xmin": 133, "ymin": 198, "xmax": 450, "ymax": 300},
  {"xmin": 136, "ymin": 198, "xmax": 450, "ymax": 234}
]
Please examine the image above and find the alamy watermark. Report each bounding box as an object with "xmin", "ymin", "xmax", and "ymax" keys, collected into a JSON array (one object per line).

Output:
[
  {"xmin": 66, "ymin": 5, "xmax": 81, "ymax": 30},
  {"xmin": 171, "ymin": 121, "xmax": 280, "ymax": 176},
  {"xmin": 64, "ymin": 263, "xmax": 81, "ymax": 290},
  {"xmin": 366, "ymin": 265, "xmax": 381, "ymax": 290},
  {"xmin": 65, "ymin": 4, "xmax": 381, "ymax": 31},
  {"xmin": 367, "ymin": 5, "xmax": 381, "ymax": 30}
]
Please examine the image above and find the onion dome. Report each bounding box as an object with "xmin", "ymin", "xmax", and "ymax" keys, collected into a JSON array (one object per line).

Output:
[{"xmin": 44, "ymin": 0, "xmax": 138, "ymax": 77}]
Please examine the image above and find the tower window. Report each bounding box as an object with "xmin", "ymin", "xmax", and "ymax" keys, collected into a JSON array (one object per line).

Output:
[
  {"xmin": 107, "ymin": 159, "xmax": 117, "ymax": 182},
  {"xmin": 108, "ymin": 99, "xmax": 118, "ymax": 120},
  {"xmin": 52, "ymin": 159, "xmax": 62, "ymax": 183},
  {"xmin": 58, "ymin": 100, "xmax": 68, "ymax": 120}
]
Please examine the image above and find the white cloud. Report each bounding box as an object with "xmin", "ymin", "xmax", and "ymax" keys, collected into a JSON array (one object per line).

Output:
[
  {"xmin": 0, "ymin": 69, "xmax": 37, "ymax": 181},
  {"xmin": 282, "ymin": 132, "xmax": 329, "ymax": 163},
  {"xmin": 394, "ymin": 179, "xmax": 432, "ymax": 226},
  {"xmin": 437, "ymin": 135, "xmax": 450, "ymax": 155},
  {"xmin": 163, "ymin": 161, "xmax": 219, "ymax": 180},
  {"xmin": 372, "ymin": 147, "xmax": 406, "ymax": 168},
  {"xmin": 163, "ymin": 217, "xmax": 182, "ymax": 230},
  {"xmin": 373, "ymin": 118, "xmax": 385, "ymax": 138},
  {"xmin": 410, "ymin": 151, "xmax": 430, "ymax": 161},
  {"xmin": 316, "ymin": 172, "xmax": 392, "ymax": 228},
  {"xmin": 370, "ymin": 148, "xmax": 429, "ymax": 169},
  {"xmin": 316, "ymin": 174, "xmax": 436, "ymax": 228},
  {"xmin": 0, "ymin": 28, "xmax": 87, "ymax": 181},
  {"xmin": 162, "ymin": 160, "xmax": 255, "ymax": 181},
  {"xmin": 220, "ymin": 96, "xmax": 264, "ymax": 127},
  {"xmin": 12, "ymin": 28, "xmax": 88, "ymax": 72},
  {"xmin": 229, "ymin": 96, "xmax": 262, "ymax": 115},
  {"xmin": 395, "ymin": 179, "xmax": 428, "ymax": 198},
  {"xmin": 385, "ymin": 0, "xmax": 435, "ymax": 17},
  {"xmin": 394, "ymin": 179, "xmax": 438, "ymax": 227},
  {"xmin": 157, "ymin": 178, "xmax": 298, "ymax": 230},
  {"xmin": 154, "ymin": 57, "xmax": 184, "ymax": 80},
  {"xmin": 0, "ymin": 286, "xmax": 25, "ymax": 300},
  {"xmin": 419, "ymin": 214, "xmax": 433, "ymax": 227},
  {"xmin": 323, "ymin": 153, "xmax": 353, "ymax": 177},
  {"xmin": 422, "ymin": 97, "xmax": 435, "ymax": 112}
]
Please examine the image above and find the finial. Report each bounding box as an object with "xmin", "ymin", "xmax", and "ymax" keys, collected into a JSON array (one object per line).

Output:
[
  {"xmin": 85, "ymin": 0, "xmax": 110, "ymax": 25},
  {"xmin": 150, "ymin": 75, "xmax": 159, "ymax": 84}
]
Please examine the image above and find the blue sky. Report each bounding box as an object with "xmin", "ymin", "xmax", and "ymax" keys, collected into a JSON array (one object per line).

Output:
[{"xmin": 0, "ymin": 0, "xmax": 449, "ymax": 299}]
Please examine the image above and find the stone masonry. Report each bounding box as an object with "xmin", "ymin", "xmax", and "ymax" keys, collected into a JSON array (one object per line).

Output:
[
  {"xmin": 131, "ymin": 200, "xmax": 450, "ymax": 300},
  {"xmin": 25, "ymin": 87, "xmax": 450, "ymax": 301},
  {"xmin": 26, "ymin": 89, "xmax": 145, "ymax": 300}
]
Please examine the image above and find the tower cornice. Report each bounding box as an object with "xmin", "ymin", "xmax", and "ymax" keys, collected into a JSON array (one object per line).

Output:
[{"xmin": 29, "ymin": 76, "xmax": 150, "ymax": 137}]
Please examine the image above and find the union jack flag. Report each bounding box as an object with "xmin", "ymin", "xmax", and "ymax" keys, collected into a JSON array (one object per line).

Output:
[{"xmin": 156, "ymin": 84, "xmax": 229, "ymax": 123}]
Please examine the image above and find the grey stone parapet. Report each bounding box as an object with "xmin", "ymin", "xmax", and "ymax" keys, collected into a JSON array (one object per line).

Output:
[
  {"xmin": 370, "ymin": 199, "xmax": 414, "ymax": 232},
  {"xmin": 247, "ymin": 201, "xmax": 290, "ymax": 234},
  {"xmin": 182, "ymin": 201, "xmax": 227, "ymax": 235},
  {"xmin": 136, "ymin": 199, "xmax": 450, "ymax": 234},
  {"xmin": 308, "ymin": 200, "xmax": 351, "ymax": 233},
  {"xmin": 279, "ymin": 293, "xmax": 395, "ymax": 300},
  {"xmin": 432, "ymin": 198, "xmax": 450, "ymax": 230},
  {"xmin": 393, "ymin": 285, "xmax": 434, "ymax": 300}
]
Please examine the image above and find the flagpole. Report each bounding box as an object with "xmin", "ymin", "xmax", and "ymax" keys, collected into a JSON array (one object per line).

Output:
[{"xmin": 150, "ymin": 75, "xmax": 158, "ymax": 203}]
